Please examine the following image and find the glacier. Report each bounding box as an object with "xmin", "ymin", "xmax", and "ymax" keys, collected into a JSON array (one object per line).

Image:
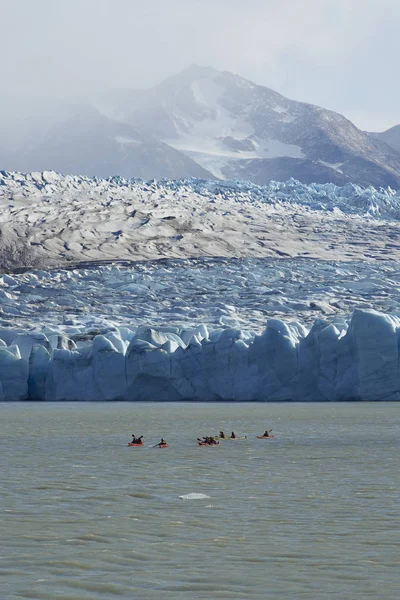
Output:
[
  {"xmin": 1, "ymin": 309, "xmax": 400, "ymax": 401},
  {"xmin": 2, "ymin": 170, "xmax": 400, "ymax": 219},
  {"xmin": 2, "ymin": 171, "xmax": 400, "ymax": 273},
  {"xmin": 1, "ymin": 171, "xmax": 400, "ymax": 401}
]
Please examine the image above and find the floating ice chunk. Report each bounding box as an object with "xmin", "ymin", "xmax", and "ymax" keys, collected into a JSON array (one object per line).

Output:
[{"xmin": 179, "ymin": 493, "xmax": 211, "ymax": 500}]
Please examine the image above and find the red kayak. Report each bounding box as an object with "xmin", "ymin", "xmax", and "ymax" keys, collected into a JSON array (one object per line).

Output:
[
  {"xmin": 127, "ymin": 442, "xmax": 144, "ymax": 446},
  {"xmin": 256, "ymin": 435, "xmax": 274, "ymax": 439},
  {"xmin": 157, "ymin": 444, "xmax": 168, "ymax": 448}
]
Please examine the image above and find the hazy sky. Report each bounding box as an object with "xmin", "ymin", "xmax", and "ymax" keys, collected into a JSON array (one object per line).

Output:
[{"xmin": 2, "ymin": 0, "xmax": 399, "ymax": 131}]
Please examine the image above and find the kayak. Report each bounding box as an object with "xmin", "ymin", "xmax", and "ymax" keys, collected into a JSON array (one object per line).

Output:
[
  {"xmin": 256, "ymin": 435, "xmax": 274, "ymax": 439},
  {"xmin": 157, "ymin": 444, "xmax": 168, "ymax": 448},
  {"xmin": 215, "ymin": 435, "xmax": 247, "ymax": 440},
  {"xmin": 197, "ymin": 441, "xmax": 219, "ymax": 446},
  {"xmin": 127, "ymin": 442, "xmax": 144, "ymax": 446}
]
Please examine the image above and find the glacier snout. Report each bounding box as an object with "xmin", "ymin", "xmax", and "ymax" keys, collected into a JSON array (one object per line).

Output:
[{"xmin": 0, "ymin": 309, "xmax": 399, "ymax": 401}]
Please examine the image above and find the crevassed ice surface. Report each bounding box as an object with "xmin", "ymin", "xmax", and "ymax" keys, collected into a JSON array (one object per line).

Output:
[
  {"xmin": 1, "ymin": 258, "xmax": 400, "ymax": 331},
  {"xmin": 3, "ymin": 171, "xmax": 400, "ymax": 219},
  {"xmin": 1, "ymin": 171, "xmax": 400, "ymax": 271},
  {"xmin": 2, "ymin": 172, "xmax": 400, "ymax": 401}
]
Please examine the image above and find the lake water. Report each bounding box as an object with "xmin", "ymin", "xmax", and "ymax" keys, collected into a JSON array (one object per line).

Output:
[{"xmin": 1, "ymin": 402, "xmax": 399, "ymax": 599}]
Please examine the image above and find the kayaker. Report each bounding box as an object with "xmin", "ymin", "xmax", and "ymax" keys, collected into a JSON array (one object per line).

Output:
[
  {"xmin": 160, "ymin": 438, "xmax": 167, "ymax": 445},
  {"xmin": 262, "ymin": 430, "xmax": 270, "ymax": 438},
  {"xmin": 131, "ymin": 434, "xmax": 143, "ymax": 444},
  {"xmin": 219, "ymin": 430, "xmax": 225, "ymax": 438},
  {"xmin": 230, "ymin": 431, "xmax": 236, "ymax": 439}
]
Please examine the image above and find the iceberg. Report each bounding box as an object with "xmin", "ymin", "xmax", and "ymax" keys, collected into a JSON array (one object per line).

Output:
[{"xmin": 0, "ymin": 308, "xmax": 399, "ymax": 401}]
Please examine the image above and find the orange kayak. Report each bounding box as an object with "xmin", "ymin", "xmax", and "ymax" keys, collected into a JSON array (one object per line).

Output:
[
  {"xmin": 127, "ymin": 442, "xmax": 144, "ymax": 446},
  {"xmin": 256, "ymin": 435, "xmax": 274, "ymax": 439}
]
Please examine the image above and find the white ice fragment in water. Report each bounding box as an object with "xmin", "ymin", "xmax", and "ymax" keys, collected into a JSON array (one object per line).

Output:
[{"xmin": 179, "ymin": 493, "xmax": 211, "ymax": 500}]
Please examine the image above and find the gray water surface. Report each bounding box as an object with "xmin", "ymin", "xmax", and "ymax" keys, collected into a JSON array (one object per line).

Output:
[{"xmin": 1, "ymin": 402, "xmax": 399, "ymax": 599}]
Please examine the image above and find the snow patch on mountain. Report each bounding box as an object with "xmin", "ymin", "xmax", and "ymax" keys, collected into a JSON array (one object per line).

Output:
[{"xmin": 163, "ymin": 76, "xmax": 305, "ymax": 175}]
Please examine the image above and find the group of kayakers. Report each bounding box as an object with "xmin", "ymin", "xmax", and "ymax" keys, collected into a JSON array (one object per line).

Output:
[
  {"xmin": 129, "ymin": 428, "xmax": 272, "ymax": 447},
  {"xmin": 218, "ymin": 430, "xmax": 237, "ymax": 439},
  {"xmin": 199, "ymin": 436, "xmax": 219, "ymax": 445}
]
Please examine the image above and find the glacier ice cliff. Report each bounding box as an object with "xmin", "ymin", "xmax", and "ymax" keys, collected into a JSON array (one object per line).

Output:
[{"xmin": 0, "ymin": 308, "xmax": 399, "ymax": 401}]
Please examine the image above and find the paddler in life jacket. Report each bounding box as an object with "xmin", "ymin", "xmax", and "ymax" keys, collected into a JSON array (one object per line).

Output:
[
  {"xmin": 159, "ymin": 438, "xmax": 167, "ymax": 446},
  {"xmin": 230, "ymin": 431, "xmax": 236, "ymax": 439},
  {"xmin": 219, "ymin": 430, "xmax": 225, "ymax": 438},
  {"xmin": 262, "ymin": 430, "xmax": 270, "ymax": 438},
  {"xmin": 131, "ymin": 434, "xmax": 143, "ymax": 444}
]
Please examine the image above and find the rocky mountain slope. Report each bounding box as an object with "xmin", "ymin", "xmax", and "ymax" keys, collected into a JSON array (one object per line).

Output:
[
  {"xmin": 1, "ymin": 66, "xmax": 399, "ymax": 187},
  {"xmin": 370, "ymin": 124, "xmax": 400, "ymax": 154},
  {"xmin": 1, "ymin": 103, "xmax": 212, "ymax": 180},
  {"xmin": 116, "ymin": 65, "xmax": 400, "ymax": 187}
]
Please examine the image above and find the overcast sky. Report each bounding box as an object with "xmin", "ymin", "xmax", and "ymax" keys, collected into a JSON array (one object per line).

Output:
[{"xmin": 2, "ymin": 0, "xmax": 399, "ymax": 131}]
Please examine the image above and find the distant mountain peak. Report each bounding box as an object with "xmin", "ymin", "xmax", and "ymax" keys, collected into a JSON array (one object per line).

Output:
[
  {"xmin": 2, "ymin": 66, "xmax": 400, "ymax": 188},
  {"xmin": 371, "ymin": 124, "xmax": 400, "ymax": 153}
]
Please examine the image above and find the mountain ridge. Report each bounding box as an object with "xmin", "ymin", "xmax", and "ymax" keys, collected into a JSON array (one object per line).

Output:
[{"xmin": 1, "ymin": 65, "xmax": 399, "ymax": 188}]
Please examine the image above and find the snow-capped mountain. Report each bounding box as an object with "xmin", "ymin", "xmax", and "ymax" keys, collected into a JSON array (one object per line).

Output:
[
  {"xmin": 1, "ymin": 66, "xmax": 400, "ymax": 187},
  {"xmin": 98, "ymin": 65, "xmax": 400, "ymax": 188}
]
